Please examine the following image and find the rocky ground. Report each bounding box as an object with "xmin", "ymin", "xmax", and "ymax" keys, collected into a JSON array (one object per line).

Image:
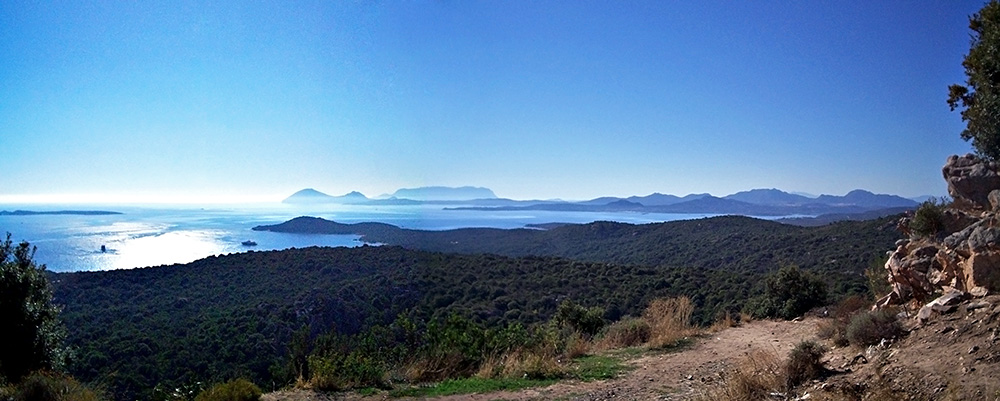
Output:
[{"xmin": 815, "ymin": 295, "xmax": 1000, "ymax": 401}]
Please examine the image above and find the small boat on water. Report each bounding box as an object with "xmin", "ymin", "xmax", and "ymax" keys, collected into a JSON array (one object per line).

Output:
[{"xmin": 241, "ymin": 240, "xmax": 258, "ymax": 247}]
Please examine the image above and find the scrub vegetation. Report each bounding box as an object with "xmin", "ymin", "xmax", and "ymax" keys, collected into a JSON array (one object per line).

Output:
[{"xmin": 37, "ymin": 214, "xmax": 901, "ymax": 400}]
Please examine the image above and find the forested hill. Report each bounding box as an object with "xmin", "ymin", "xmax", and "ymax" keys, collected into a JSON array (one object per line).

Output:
[
  {"xmin": 255, "ymin": 215, "xmax": 902, "ymax": 278},
  {"xmin": 52, "ymin": 214, "xmax": 902, "ymax": 400},
  {"xmin": 52, "ymin": 246, "xmax": 745, "ymax": 400}
]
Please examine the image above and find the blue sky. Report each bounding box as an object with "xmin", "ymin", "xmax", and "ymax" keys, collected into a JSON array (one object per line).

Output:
[{"xmin": 0, "ymin": 1, "xmax": 985, "ymax": 203}]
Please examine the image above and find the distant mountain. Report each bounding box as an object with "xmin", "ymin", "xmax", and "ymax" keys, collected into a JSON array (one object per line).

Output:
[
  {"xmin": 579, "ymin": 196, "xmax": 624, "ymax": 206},
  {"xmin": 391, "ymin": 186, "xmax": 497, "ymax": 201},
  {"xmin": 724, "ymin": 188, "xmax": 814, "ymax": 206},
  {"xmin": 282, "ymin": 188, "xmax": 335, "ymax": 204},
  {"xmin": 282, "ymin": 189, "xmax": 370, "ymax": 204},
  {"xmin": 814, "ymin": 189, "xmax": 917, "ymax": 209},
  {"xmin": 660, "ymin": 195, "xmax": 783, "ymax": 214},
  {"xmin": 909, "ymin": 195, "xmax": 941, "ymax": 203},
  {"xmin": 625, "ymin": 193, "xmax": 684, "ymax": 206}
]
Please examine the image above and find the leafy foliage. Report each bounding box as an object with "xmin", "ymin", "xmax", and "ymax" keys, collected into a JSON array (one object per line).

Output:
[
  {"xmin": 865, "ymin": 254, "xmax": 891, "ymax": 300},
  {"xmin": 0, "ymin": 233, "xmax": 67, "ymax": 383},
  {"xmin": 949, "ymin": 0, "xmax": 1000, "ymax": 159},
  {"xmin": 2, "ymin": 371, "xmax": 104, "ymax": 401},
  {"xmin": 553, "ymin": 300, "xmax": 605, "ymax": 336},
  {"xmin": 193, "ymin": 379, "xmax": 261, "ymax": 401},
  {"xmin": 910, "ymin": 199, "xmax": 946, "ymax": 238},
  {"xmin": 742, "ymin": 265, "xmax": 827, "ymax": 320}
]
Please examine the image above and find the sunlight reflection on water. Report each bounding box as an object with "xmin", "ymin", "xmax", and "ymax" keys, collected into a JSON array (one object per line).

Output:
[
  {"xmin": 107, "ymin": 230, "xmax": 227, "ymax": 270},
  {"xmin": 0, "ymin": 204, "xmax": 720, "ymax": 272}
]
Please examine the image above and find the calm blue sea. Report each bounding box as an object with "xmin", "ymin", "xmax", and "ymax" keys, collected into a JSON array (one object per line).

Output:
[{"xmin": 0, "ymin": 203, "xmax": 718, "ymax": 272}]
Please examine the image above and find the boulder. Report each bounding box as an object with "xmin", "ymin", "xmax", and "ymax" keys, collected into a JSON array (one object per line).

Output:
[
  {"xmin": 883, "ymin": 155, "xmax": 1000, "ymax": 311},
  {"xmin": 943, "ymin": 154, "xmax": 1000, "ymax": 210}
]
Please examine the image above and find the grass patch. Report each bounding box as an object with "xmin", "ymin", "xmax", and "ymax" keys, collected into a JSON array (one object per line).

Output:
[
  {"xmin": 570, "ymin": 355, "xmax": 630, "ymax": 381},
  {"xmin": 389, "ymin": 377, "xmax": 558, "ymax": 397},
  {"xmin": 607, "ymin": 346, "xmax": 647, "ymax": 359}
]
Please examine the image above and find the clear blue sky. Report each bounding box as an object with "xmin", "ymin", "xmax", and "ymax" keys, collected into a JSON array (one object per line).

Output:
[{"xmin": 0, "ymin": 1, "xmax": 985, "ymax": 203}]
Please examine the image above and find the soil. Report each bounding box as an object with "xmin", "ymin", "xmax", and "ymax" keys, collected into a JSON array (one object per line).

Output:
[
  {"xmin": 264, "ymin": 318, "xmax": 819, "ymax": 401},
  {"xmin": 264, "ymin": 296, "xmax": 1000, "ymax": 401}
]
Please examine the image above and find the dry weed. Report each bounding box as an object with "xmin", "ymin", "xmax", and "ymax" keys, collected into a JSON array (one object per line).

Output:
[
  {"xmin": 708, "ymin": 311, "xmax": 738, "ymax": 333},
  {"xmin": 593, "ymin": 317, "xmax": 650, "ymax": 351},
  {"xmin": 564, "ymin": 331, "xmax": 592, "ymax": 358},
  {"xmin": 695, "ymin": 349, "xmax": 784, "ymax": 401},
  {"xmin": 644, "ymin": 296, "xmax": 698, "ymax": 348}
]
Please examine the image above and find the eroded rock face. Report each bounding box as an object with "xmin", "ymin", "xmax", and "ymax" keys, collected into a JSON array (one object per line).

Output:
[
  {"xmin": 943, "ymin": 154, "xmax": 1000, "ymax": 210},
  {"xmin": 880, "ymin": 155, "xmax": 1000, "ymax": 310}
]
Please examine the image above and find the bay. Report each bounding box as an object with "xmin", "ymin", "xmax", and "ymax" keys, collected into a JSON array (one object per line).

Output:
[{"xmin": 0, "ymin": 203, "xmax": 720, "ymax": 272}]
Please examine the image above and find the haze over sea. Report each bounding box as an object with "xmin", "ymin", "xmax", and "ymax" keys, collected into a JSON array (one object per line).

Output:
[{"xmin": 0, "ymin": 204, "xmax": 721, "ymax": 273}]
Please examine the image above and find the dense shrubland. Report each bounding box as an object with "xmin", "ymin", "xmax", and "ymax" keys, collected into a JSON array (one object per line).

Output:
[{"xmin": 42, "ymin": 214, "xmax": 902, "ymax": 399}]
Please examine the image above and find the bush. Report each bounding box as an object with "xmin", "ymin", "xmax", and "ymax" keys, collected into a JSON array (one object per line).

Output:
[
  {"xmin": 0, "ymin": 234, "xmax": 67, "ymax": 382},
  {"xmin": 910, "ymin": 199, "xmax": 945, "ymax": 237},
  {"xmin": 743, "ymin": 265, "xmax": 827, "ymax": 320},
  {"xmin": 784, "ymin": 341, "xmax": 826, "ymax": 388},
  {"xmin": 194, "ymin": 378, "xmax": 261, "ymax": 401},
  {"xmin": 846, "ymin": 309, "xmax": 904, "ymax": 347},
  {"xmin": 553, "ymin": 299, "xmax": 605, "ymax": 337},
  {"xmin": 309, "ymin": 352, "xmax": 385, "ymax": 390},
  {"xmin": 864, "ymin": 255, "xmax": 892, "ymax": 300},
  {"xmin": 595, "ymin": 317, "xmax": 650, "ymax": 349},
  {"xmin": 816, "ymin": 320, "xmax": 849, "ymax": 347},
  {"xmin": 8, "ymin": 371, "xmax": 103, "ymax": 401}
]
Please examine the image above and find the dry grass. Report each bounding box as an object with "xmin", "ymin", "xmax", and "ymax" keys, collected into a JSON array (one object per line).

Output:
[
  {"xmin": 475, "ymin": 349, "xmax": 565, "ymax": 380},
  {"xmin": 644, "ymin": 296, "xmax": 697, "ymax": 349},
  {"xmin": 401, "ymin": 352, "xmax": 468, "ymax": 383},
  {"xmin": 694, "ymin": 349, "xmax": 784, "ymax": 401},
  {"xmin": 564, "ymin": 331, "xmax": 592, "ymax": 359},
  {"xmin": 708, "ymin": 311, "xmax": 738, "ymax": 333},
  {"xmin": 593, "ymin": 317, "xmax": 650, "ymax": 350},
  {"xmin": 832, "ymin": 295, "xmax": 869, "ymax": 319}
]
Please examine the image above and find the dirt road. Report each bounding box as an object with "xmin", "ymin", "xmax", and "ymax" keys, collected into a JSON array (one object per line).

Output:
[{"xmin": 264, "ymin": 318, "xmax": 820, "ymax": 401}]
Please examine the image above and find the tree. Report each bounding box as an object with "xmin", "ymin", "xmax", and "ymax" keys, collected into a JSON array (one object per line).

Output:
[
  {"xmin": 743, "ymin": 265, "xmax": 827, "ymax": 320},
  {"xmin": 0, "ymin": 233, "xmax": 67, "ymax": 383},
  {"xmin": 948, "ymin": 0, "xmax": 1000, "ymax": 160}
]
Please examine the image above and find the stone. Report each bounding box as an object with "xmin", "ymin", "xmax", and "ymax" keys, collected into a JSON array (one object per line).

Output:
[
  {"xmin": 991, "ymin": 189, "xmax": 1000, "ymax": 211},
  {"xmin": 968, "ymin": 225, "xmax": 1000, "ymax": 253},
  {"xmin": 918, "ymin": 305, "xmax": 934, "ymax": 322},
  {"xmin": 942, "ymin": 209, "xmax": 979, "ymax": 234},
  {"xmin": 936, "ymin": 289, "xmax": 966, "ymax": 306},
  {"xmin": 966, "ymin": 252, "xmax": 1000, "ymax": 293},
  {"xmin": 967, "ymin": 300, "xmax": 991, "ymax": 310},
  {"xmin": 943, "ymin": 154, "xmax": 1000, "ymax": 210}
]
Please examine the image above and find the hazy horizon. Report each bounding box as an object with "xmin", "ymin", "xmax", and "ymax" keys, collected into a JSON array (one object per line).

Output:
[
  {"xmin": 0, "ymin": 185, "xmax": 939, "ymax": 206},
  {"xmin": 0, "ymin": 2, "xmax": 982, "ymax": 204}
]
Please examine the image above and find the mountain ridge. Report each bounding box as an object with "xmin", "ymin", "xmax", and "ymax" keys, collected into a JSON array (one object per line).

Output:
[{"xmin": 281, "ymin": 186, "xmax": 921, "ymax": 215}]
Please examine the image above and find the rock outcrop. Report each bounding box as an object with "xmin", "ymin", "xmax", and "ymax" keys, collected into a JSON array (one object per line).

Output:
[{"xmin": 880, "ymin": 154, "xmax": 1000, "ymax": 316}]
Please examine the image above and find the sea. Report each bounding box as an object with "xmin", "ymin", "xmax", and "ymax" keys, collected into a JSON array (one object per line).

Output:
[{"xmin": 0, "ymin": 203, "xmax": 724, "ymax": 273}]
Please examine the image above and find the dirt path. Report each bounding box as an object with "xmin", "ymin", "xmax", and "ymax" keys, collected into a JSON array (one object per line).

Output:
[{"xmin": 264, "ymin": 318, "xmax": 820, "ymax": 401}]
